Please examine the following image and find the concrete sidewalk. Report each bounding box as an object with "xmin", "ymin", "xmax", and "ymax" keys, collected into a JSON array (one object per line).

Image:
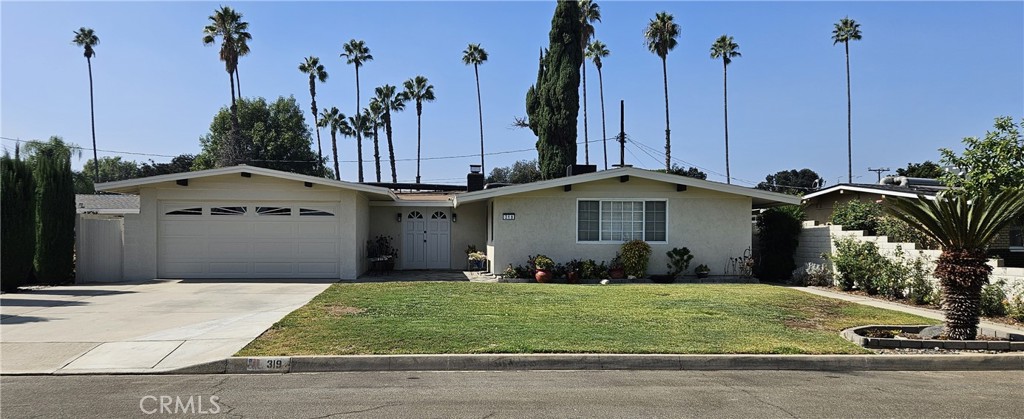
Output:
[
  {"xmin": 792, "ymin": 286, "xmax": 1024, "ymax": 335},
  {"xmin": 1, "ymin": 279, "xmax": 332, "ymax": 375}
]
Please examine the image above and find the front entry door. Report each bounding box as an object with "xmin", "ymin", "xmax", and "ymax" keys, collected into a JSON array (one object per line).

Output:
[{"xmin": 403, "ymin": 210, "xmax": 450, "ymax": 269}]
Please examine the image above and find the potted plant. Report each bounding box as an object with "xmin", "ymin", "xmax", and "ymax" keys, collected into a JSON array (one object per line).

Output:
[
  {"xmin": 608, "ymin": 253, "xmax": 626, "ymax": 279},
  {"xmin": 531, "ymin": 254, "xmax": 555, "ymax": 283},
  {"xmin": 467, "ymin": 250, "xmax": 487, "ymax": 271},
  {"xmin": 695, "ymin": 264, "xmax": 711, "ymax": 279},
  {"xmin": 565, "ymin": 259, "xmax": 582, "ymax": 284}
]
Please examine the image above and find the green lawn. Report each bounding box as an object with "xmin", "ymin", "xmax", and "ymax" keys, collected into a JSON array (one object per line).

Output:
[{"xmin": 237, "ymin": 282, "xmax": 934, "ymax": 356}]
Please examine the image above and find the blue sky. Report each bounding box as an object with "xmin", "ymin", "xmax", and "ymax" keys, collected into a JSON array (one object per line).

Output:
[{"xmin": 2, "ymin": 1, "xmax": 1022, "ymax": 187}]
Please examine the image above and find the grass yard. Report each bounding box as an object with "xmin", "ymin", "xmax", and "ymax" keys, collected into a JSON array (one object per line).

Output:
[{"xmin": 237, "ymin": 282, "xmax": 934, "ymax": 356}]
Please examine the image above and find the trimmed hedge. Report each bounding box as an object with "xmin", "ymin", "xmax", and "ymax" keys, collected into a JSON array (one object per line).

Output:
[
  {"xmin": 1, "ymin": 154, "xmax": 36, "ymax": 291},
  {"xmin": 754, "ymin": 205, "xmax": 804, "ymax": 281},
  {"xmin": 33, "ymin": 152, "xmax": 76, "ymax": 284}
]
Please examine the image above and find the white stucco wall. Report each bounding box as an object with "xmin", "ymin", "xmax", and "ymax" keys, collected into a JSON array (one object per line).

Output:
[
  {"xmin": 487, "ymin": 177, "xmax": 753, "ymax": 276},
  {"xmin": 367, "ymin": 202, "xmax": 486, "ymax": 270}
]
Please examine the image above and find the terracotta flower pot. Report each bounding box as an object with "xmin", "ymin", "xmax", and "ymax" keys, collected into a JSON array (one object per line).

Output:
[
  {"xmin": 535, "ymin": 269, "xmax": 552, "ymax": 283},
  {"xmin": 609, "ymin": 268, "xmax": 626, "ymax": 279}
]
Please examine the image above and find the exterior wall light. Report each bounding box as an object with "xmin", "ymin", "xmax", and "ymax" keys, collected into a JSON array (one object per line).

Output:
[{"xmin": 396, "ymin": 213, "xmax": 402, "ymax": 222}]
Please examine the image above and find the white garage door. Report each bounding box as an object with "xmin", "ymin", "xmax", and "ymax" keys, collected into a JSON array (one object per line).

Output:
[{"xmin": 158, "ymin": 202, "xmax": 341, "ymax": 278}]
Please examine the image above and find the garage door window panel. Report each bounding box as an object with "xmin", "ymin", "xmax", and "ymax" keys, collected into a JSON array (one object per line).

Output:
[{"xmin": 211, "ymin": 206, "xmax": 247, "ymax": 216}]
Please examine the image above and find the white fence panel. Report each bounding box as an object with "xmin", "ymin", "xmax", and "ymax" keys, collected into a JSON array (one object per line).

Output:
[{"xmin": 76, "ymin": 216, "xmax": 124, "ymax": 283}]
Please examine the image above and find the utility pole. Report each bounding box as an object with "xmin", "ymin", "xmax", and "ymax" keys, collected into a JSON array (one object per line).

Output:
[
  {"xmin": 618, "ymin": 100, "xmax": 625, "ymax": 167},
  {"xmin": 868, "ymin": 167, "xmax": 890, "ymax": 183}
]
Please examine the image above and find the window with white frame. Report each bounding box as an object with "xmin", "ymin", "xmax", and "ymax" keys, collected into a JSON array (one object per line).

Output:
[{"xmin": 578, "ymin": 200, "xmax": 666, "ymax": 242}]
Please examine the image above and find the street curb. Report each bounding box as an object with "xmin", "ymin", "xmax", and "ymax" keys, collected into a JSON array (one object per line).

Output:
[{"xmin": 222, "ymin": 353, "xmax": 1024, "ymax": 374}]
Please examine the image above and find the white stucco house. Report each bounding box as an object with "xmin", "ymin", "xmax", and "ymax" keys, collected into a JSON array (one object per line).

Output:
[{"xmin": 88, "ymin": 164, "xmax": 798, "ymax": 282}]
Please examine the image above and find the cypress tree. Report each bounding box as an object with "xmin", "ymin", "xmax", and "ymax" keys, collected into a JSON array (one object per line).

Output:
[
  {"xmin": 526, "ymin": 1, "xmax": 583, "ymax": 179},
  {"xmin": 34, "ymin": 151, "xmax": 76, "ymax": 284},
  {"xmin": 1, "ymin": 151, "xmax": 36, "ymax": 291}
]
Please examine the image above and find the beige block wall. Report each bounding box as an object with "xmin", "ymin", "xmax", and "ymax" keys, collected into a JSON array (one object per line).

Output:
[{"xmin": 487, "ymin": 177, "xmax": 753, "ymax": 276}]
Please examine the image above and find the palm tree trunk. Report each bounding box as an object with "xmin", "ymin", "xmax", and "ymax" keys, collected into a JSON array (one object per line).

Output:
[
  {"xmin": 415, "ymin": 103, "xmax": 422, "ymax": 184},
  {"xmin": 355, "ymin": 67, "xmax": 363, "ymax": 183},
  {"xmin": 331, "ymin": 130, "xmax": 340, "ymax": 181},
  {"xmin": 87, "ymin": 56, "xmax": 99, "ymax": 183},
  {"xmin": 661, "ymin": 56, "xmax": 671, "ymax": 171},
  {"xmin": 310, "ymin": 78, "xmax": 323, "ymax": 177},
  {"xmin": 373, "ymin": 121, "xmax": 381, "ymax": 183},
  {"xmin": 224, "ymin": 69, "xmax": 240, "ymax": 167},
  {"xmin": 385, "ymin": 111, "xmax": 397, "ymax": 183},
  {"xmin": 723, "ymin": 60, "xmax": 730, "ymax": 184},
  {"xmin": 235, "ymin": 67, "xmax": 242, "ymax": 100},
  {"xmin": 845, "ymin": 42, "xmax": 852, "ymax": 184},
  {"xmin": 582, "ymin": 62, "xmax": 589, "ymax": 165},
  {"xmin": 935, "ymin": 249, "xmax": 991, "ymax": 340},
  {"xmin": 598, "ymin": 66, "xmax": 607, "ymax": 171},
  {"xmin": 475, "ymin": 64, "xmax": 485, "ymax": 173}
]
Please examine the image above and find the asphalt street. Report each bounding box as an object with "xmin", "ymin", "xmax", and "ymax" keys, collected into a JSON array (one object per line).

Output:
[{"xmin": 2, "ymin": 370, "xmax": 1022, "ymax": 418}]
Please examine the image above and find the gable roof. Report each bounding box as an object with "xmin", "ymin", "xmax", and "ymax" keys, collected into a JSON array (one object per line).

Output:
[
  {"xmin": 76, "ymin": 194, "xmax": 140, "ymax": 214},
  {"xmin": 801, "ymin": 183, "xmax": 943, "ymax": 201},
  {"xmin": 452, "ymin": 167, "xmax": 800, "ymax": 208},
  {"xmin": 95, "ymin": 165, "xmax": 398, "ymax": 200}
]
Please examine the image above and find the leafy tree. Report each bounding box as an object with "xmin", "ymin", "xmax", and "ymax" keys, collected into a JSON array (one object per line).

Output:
[
  {"xmin": 1, "ymin": 150, "xmax": 35, "ymax": 291},
  {"xmin": 832, "ymin": 16, "xmax": 862, "ymax": 183},
  {"xmin": 644, "ymin": 12, "xmax": 680, "ymax": 171},
  {"xmin": 298, "ymin": 56, "xmax": 329, "ymax": 173},
  {"xmin": 710, "ymin": 35, "xmax": 741, "ymax": 184},
  {"xmin": 373, "ymin": 84, "xmax": 407, "ymax": 183},
  {"xmin": 72, "ymin": 27, "xmax": 100, "ymax": 183},
  {"xmin": 526, "ymin": 1, "xmax": 583, "ymax": 179},
  {"xmin": 896, "ymin": 161, "xmax": 944, "ymax": 179},
  {"xmin": 885, "ymin": 189, "xmax": 1024, "ymax": 339},
  {"xmin": 578, "ymin": 0, "xmax": 601, "ymax": 166},
  {"xmin": 754, "ymin": 205, "xmax": 805, "ymax": 281},
  {"xmin": 194, "ymin": 97, "xmax": 325, "ymax": 176},
  {"xmin": 138, "ymin": 154, "xmax": 194, "ymax": 177},
  {"xmin": 939, "ymin": 116, "xmax": 1024, "ymax": 196},
  {"xmin": 586, "ymin": 40, "xmax": 610, "ymax": 170},
  {"xmin": 317, "ymin": 106, "xmax": 344, "ymax": 180},
  {"xmin": 74, "ymin": 156, "xmax": 142, "ymax": 192},
  {"xmin": 403, "ymin": 75, "xmax": 435, "ymax": 184},
  {"xmin": 486, "ymin": 159, "xmax": 542, "ymax": 184},
  {"xmin": 202, "ymin": 6, "xmax": 252, "ymax": 167},
  {"xmin": 341, "ymin": 39, "xmax": 373, "ymax": 182},
  {"xmin": 21, "ymin": 136, "xmax": 82, "ymax": 166},
  {"xmin": 657, "ymin": 164, "xmax": 707, "ymax": 180},
  {"xmin": 755, "ymin": 168, "xmax": 822, "ymax": 195},
  {"xmin": 462, "ymin": 43, "xmax": 489, "ymax": 173},
  {"xmin": 33, "ymin": 148, "xmax": 76, "ymax": 284}
]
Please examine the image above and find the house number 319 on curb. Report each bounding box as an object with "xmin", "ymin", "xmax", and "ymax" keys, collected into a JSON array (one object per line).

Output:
[{"xmin": 247, "ymin": 357, "xmax": 289, "ymax": 371}]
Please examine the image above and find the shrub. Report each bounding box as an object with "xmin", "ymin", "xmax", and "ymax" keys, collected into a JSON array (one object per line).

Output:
[
  {"xmin": 876, "ymin": 246, "xmax": 910, "ymax": 300},
  {"xmin": 829, "ymin": 200, "xmax": 882, "ymax": 234},
  {"xmin": 578, "ymin": 259, "xmax": 603, "ymax": 279},
  {"xmin": 1007, "ymin": 283, "xmax": 1024, "ymax": 322},
  {"xmin": 876, "ymin": 216, "xmax": 940, "ymax": 250},
  {"xmin": 33, "ymin": 151, "xmax": 76, "ymax": 284},
  {"xmin": 666, "ymin": 247, "xmax": 694, "ymax": 277},
  {"xmin": 1, "ymin": 153, "xmax": 36, "ymax": 292},
  {"xmin": 619, "ymin": 240, "xmax": 652, "ymax": 278},
  {"xmin": 531, "ymin": 255, "xmax": 555, "ymax": 271},
  {"xmin": 831, "ymin": 237, "xmax": 886, "ymax": 294},
  {"xmin": 905, "ymin": 254, "xmax": 935, "ymax": 305},
  {"xmin": 754, "ymin": 205, "xmax": 804, "ymax": 281},
  {"xmin": 980, "ymin": 281, "xmax": 1008, "ymax": 317},
  {"xmin": 792, "ymin": 262, "xmax": 833, "ymax": 286}
]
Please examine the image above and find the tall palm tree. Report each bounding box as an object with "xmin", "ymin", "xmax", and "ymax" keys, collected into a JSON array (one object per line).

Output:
[
  {"xmin": 403, "ymin": 76, "xmax": 435, "ymax": 184},
  {"xmin": 586, "ymin": 40, "xmax": 610, "ymax": 170},
  {"xmin": 72, "ymin": 27, "xmax": 100, "ymax": 183},
  {"xmin": 710, "ymin": 35, "xmax": 741, "ymax": 185},
  {"xmin": 299, "ymin": 56, "xmax": 329, "ymax": 175},
  {"xmin": 462, "ymin": 43, "xmax": 489, "ymax": 173},
  {"xmin": 366, "ymin": 100, "xmax": 385, "ymax": 182},
  {"xmin": 578, "ymin": 0, "xmax": 601, "ymax": 166},
  {"xmin": 885, "ymin": 189, "xmax": 1024, "ymax": 340},
  {"xmin": 833, "ymin": 17, "xmax": 862, "ymax": 184},
  {"xmin": 644, "ymin": 12, "xmax": 680, "ymax": 171},
  {"xmin": 203, "ymin": 6, "xmax": 252, "ymax": 166},
  {"xmin": 235, "ymin": 36, "xmax": 250, "ymax": 99},
  {"xmin": 341, "ymin": 39, "xmax": 373, "ymax": 182},
  {"xmin": 374, "ymin": 84, "xmax": 407, "ymax": 183},
  {"xmin": 317, "ymin": 107, "xmax": 343, "ymax": 180},
  {"xmin": 339, "ymin": 113, "xmax": 372, "ymax": 182}
]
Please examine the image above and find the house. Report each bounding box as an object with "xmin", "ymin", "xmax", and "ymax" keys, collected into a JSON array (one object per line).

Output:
[
  {"xmin": 800, "ymin": 176, "xmax": 1023, "ymax": 266},
  {"xmin": 89, "ymin": 164, "xmax": 799, "ymax": 281}
]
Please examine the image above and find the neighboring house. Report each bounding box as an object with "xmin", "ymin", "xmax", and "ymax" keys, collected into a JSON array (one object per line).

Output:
[
  {"xmin": 800, "ymin": 177, "xmax": 1023, "ymax": 267},
  {"xmin": 76, "ymin": 194, "xmax": 140, "ymax": 216},
  {"xmin": 91, "ymin": 165, "xmax": 798, "ymax": 281}
]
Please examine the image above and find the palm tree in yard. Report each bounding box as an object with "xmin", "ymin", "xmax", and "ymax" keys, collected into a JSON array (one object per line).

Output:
[
  {"xmin": 72, "ymin": 27, "xmax": 100, "ymax": 183},
  {"xmin": 299, "ymin": 56, "xmax": 329, "ymax": 175},
  {"xmin": 461, "ymin": 43, "xmax": 488, "ymax": 173},
  {"xmin": 832, "ymin": 17, "xmax": 862, "ymax": 184},
  {"xmin": 341, "ymin": 39, "xmax": 373, "ymax": 182},
  {"xmin": 340, "ymin": 112, "xmax": 372, "ymax": 182},
  {"xmin": 586, "ymin": 40, "xmax": 610, "ymax": 170},
  {"xmin": 365, "ymin": 101, "xmax": 385, "ymax": 182},
  {"xmin": 234, "ymin": 36, "xmax": 250, "ymax": 99},
  {"xmin": 374, "ymin": 84, "xmax": 407, "ymax": 183},
  {"xmin": 885, "ymin": 189, "xmax": 1024, "ymax": 340},
  {"xmin": 317, "ymin": 107, "xmax": 343, "ymax": 180},
  {"xmin": 710, "ymin": 35, "xmax": 741, "ymax": 184},
  {"xmin": 203, "ymin": 6, "xmax": 252, "ymax": 166},
  {"xmin": 403, "ymin": 76, "xmax": 435, "ymax": 184},
  {"xmin": 578, "ymin": 0, "xmax": 601, "ymax": 165},
  {"xmin": 644, "ymin": 12, "xmax": 680, "ymax": 171}
]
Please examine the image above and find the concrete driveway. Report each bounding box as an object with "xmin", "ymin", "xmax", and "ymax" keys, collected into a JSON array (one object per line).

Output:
[{"xmin": 0, "ymin": 279, "xmax": 333, "ymax": 374}]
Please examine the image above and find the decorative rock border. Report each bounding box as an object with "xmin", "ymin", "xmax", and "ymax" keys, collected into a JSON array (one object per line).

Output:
[{"xmin": 842, "ymin": 325, "xmax": 1024, "ymax": 351}]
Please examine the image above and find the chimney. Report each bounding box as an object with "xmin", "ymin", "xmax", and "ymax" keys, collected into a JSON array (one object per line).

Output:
[
  {"xmin": 467, "ymin": 164, "xmax": 485, "ymax": 192},
  {"xmin": 566, "ymin": 164, "xmax": 598, "ymax": 177}
]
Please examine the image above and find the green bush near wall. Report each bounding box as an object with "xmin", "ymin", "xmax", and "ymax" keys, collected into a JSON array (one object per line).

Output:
[
  {"xmin": 1, "ymin": 154, "xmax": 36, "ymax": 291},
  {"xmin": 33, "ymin": 152, "xmax": 76, "ymax": 284},
  {"xmin": 755, "ymin": 205, "xmax": 804, "ymax": 281}
]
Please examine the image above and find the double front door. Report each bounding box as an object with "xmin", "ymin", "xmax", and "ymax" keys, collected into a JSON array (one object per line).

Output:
[{"xmin": 402, "ymin": 210, "xmax": 451, "ymax": 269}]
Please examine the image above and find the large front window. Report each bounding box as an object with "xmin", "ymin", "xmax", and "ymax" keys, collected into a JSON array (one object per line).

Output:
[{"xmin": 577, "ymin": 200, "xmax": 666, "ymax": 242}]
